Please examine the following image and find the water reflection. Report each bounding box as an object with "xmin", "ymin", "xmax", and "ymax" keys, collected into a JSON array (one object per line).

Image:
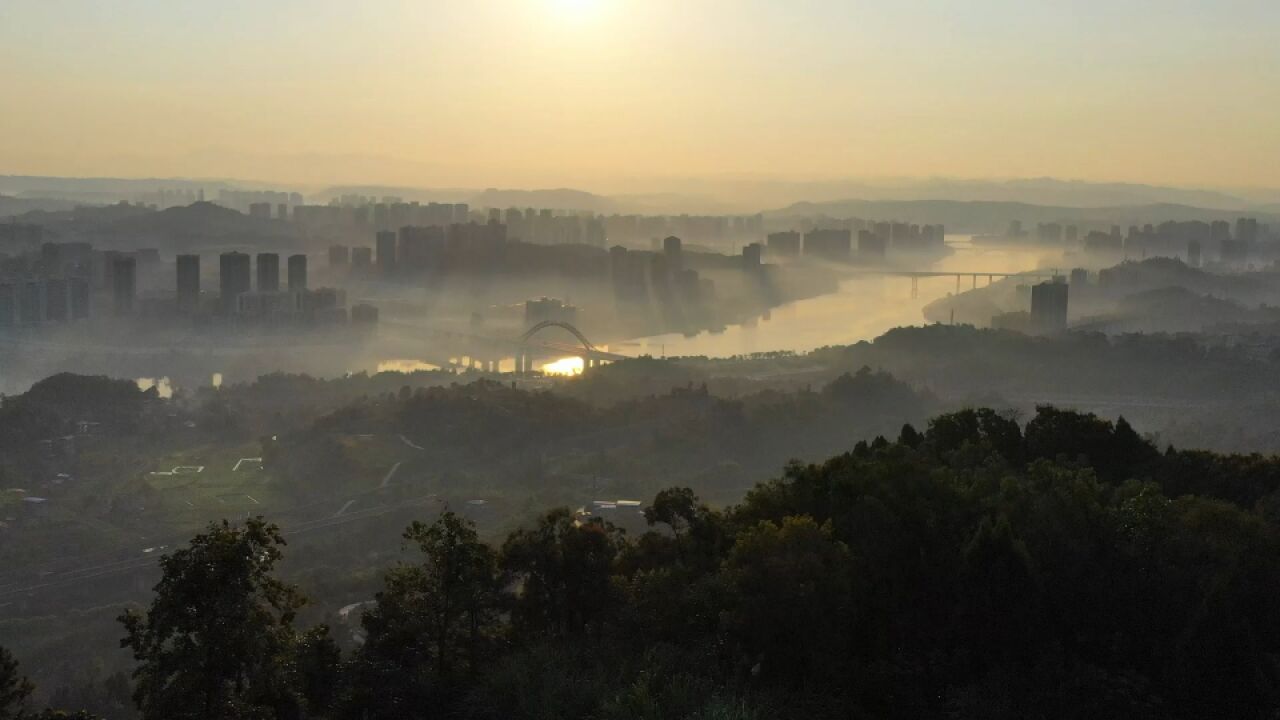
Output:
[
  {"xmin": 135, "ymin": 377, "xmax": 173, "ymax": 398},
  {"xmin": 630, "ymin": 236, "xmax": 1064, "ymax": 358},
  {"xmin": 540, "ymin": 357, "xmax": 584, "ymax": 376},
  {"xmin": 378, "ymin": 359, "xmax": 441, "ymax": 374}
]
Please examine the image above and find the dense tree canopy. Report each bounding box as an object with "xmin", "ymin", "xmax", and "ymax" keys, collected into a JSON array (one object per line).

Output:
[
  {"xmin": 118, "ymin": 519, "xmax": 316, "ymax": 720},
  {"xmin": 61, "ymin": 404, "xmax": 1280, "ymax": 718}
]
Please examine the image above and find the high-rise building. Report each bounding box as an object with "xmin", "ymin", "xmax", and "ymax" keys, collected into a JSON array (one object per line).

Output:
[
  {"xmin": 257, "ymin": 253, "xmax": 280, "ymax": 292},
  {"xmin": 18, "ymin": 282, "xmax": 41, "ymax": 324},
  {"xmin": 351, "ymin": 247, "xmax": 373, "ymax": 272},
  {"xmin": 1037, "ymin": 223, "xmax": 1063, "ymax": 244},
  {"xmin": 767, "ymin": 231, "xmax": 801, "ymax": 258},
  {"xmin": 329, "ymin": 245, "xmax": 350, "ymax": 268},
  {"xmin": 803, "ymin": 228, "xmax": 852, "ymax": 261},
  {"xmin": 351, "ymin": 303, "xmax": 379, "ymax": 325},
  {"xmin": 276, "ymin": 203, "xmax": 289, "ymax": 221},
  {"xmin": 69, "ymin": 277, "xmax": 89, "ymax": 319},
  {"xmin": 111, "ymin": 256, "xmax": 137, "ymax": 316},
  {"xmin": 1237, "ymin": 218, "xmax": 1259, "ymax": 245},
  {"xmin": 525, "ymin": 297, "xmax": 578, "ymax": 327},
  {"xmin": 376, "ymin": 231, "xmax": 397, "ymax": 275},
  {"xmin": 177, "ymin": 254, "xmax": 200, "ymax": 312},
  {"xmin": 0, "ymin": 283, "xmax": 14, "ymax": 326},
  {"xmin": 663, "ymin": 236, "xmax": 683, "ymax": 273},
  {"xmin": 219, "ymin": 251, "xmax": 251, "ymax": 314},
  {"xmin": 1188, "ymin": 239, "xmax": 1202, "ymax": 268},
  {"xmin": 857, "ymin": 230, "xmax": 886, "ymax": 262},
  {"xmin": 288, "ymin": 254, "xmax": 307, "ymax": 290},
  {"xmin": 248, "ymin": 202, "xmax": 272, "ymax": 219},
  {"xmin": 1030, "ymin": 280, "xmax": 1068, "ymax": 334},
  {"xmin": 742, "ymin": 243, "xmax": 762, "ymax": 269},
  {"xmin": 44, "ymin": 278, "xmax": 68, "ymax": 321}
]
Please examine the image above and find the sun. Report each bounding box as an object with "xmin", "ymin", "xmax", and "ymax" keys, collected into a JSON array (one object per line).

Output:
[{"xmin": 550, "ymin": 0, "xmax": 605, "ymax": 20}]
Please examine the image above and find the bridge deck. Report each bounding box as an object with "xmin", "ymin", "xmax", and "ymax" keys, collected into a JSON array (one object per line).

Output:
[{"xmin": 849, "ymin": 269, "xmax": 1061, "ymax": 278}]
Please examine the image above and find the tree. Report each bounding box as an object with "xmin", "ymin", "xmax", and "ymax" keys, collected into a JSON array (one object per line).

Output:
[
  {"xmin": 119, "ymin": 518, "xmax": 306, "ymax": 720},
  {"xmin": 0, "ymin": 646, "xmax": 33, "ymax": 720},
  {"xmin": 501, "ymin": 508, "xmax": 622, "ymax": 639},
  {"xmin": 0, "ymin": 648, "xmax": 100, "ymax": 720},
  {"xmin": 295, "ymin": 626, "xmax": 342, "ymax": 717},
  {"xmin": 642, "ymin": 487, "xmax": 725, "ymax": 573},
  {"xmin": 724, "ymin": 516, "xmax": 853, "ymax": 687},
  {"xmin": 348, "ymin": 511, "xmax": 498, "ymax": 717},
  {"xmin": 898, "ymin": 423, "xmax": 923, "ymax": 448},
  {"xmin": 927, "ymin": 408, "xmax": 1023, "ymax": 461}
]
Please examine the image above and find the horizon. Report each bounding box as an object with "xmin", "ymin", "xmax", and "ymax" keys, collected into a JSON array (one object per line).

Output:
[{"xmin": 3, "ymin": 0, "xmax": 1278, "ymax": 189}]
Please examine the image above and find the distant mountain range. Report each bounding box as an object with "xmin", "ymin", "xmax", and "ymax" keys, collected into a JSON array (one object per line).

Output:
[
  {"xmin": 20, "ymin": 201, "xmax": 302, "ymax": 252},
  {"xmin": 769, "ymin": 199, "xmax": 1280, "ymax": 234},
  {"xmin": 764, "ymin": 177, "xmax": 1258, "ymax": 210},
  {"xmin": 5, "ymin": 175, "xmax": 1280, "ymax": 232}
]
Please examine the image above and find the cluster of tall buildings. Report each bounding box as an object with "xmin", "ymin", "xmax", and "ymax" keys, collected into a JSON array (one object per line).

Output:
[
  {"xmin": 764, "ymin": 222, "xmax": 945, "ymax": 262},
  {"xmin": 217, "ymin": 189, "xmax": 304, "ymax": 215},
  {"xmin": 262, "ymin": 195, "xmax": 768, "ymax": 250},
  {"xmin": 0, "ymin": 238, "xmax": 109, "ymax": 326},
  {"xmin": 503, "ymin": 209, "xmax": 607, "ymax": 246},
  {"xmin": 0, "ymin": 238, "xmax": 374, "ymax": 330},
  {"xmin": 132, "ymin": 187, "xmax": 206, "ymax": 210},
  {"xmin": 295, "ymin": 200, "xmax": 472, "ymax": 231},
  {"xmin": 0, "ymin": 274, "xmax": 91, "ymax": 327},
  {"xmin": 609, "ymin": 236, "xmax": 718, "ymax": 330},
  {"xmin": 1079, "ymin": 217, "xmax": 1272, "ymax": 266},
  {"xmin": 176, "ymin": 251, "xmax": 366, "ymax": 324},
  {"xmin": 328, "ymin": 221, "xmax": 509, "ymax": 280}
]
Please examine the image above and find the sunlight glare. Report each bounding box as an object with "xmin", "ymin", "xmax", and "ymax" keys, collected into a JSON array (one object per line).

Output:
[
  {"xmin": 540, "ymin": 356, "xmax": 584, "ymax": 376},
  {"xmin": 550, "ymin": 0, "xmax": 605, "ymax": 21}
]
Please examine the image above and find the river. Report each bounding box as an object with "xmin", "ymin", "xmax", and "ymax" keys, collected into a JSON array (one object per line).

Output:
[{"xmin": 619, "ymin": 236, "xmax": 1064, "ymax": 358}]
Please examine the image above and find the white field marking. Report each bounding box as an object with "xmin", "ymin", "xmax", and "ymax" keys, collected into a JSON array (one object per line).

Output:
[{"xmin": 379, "ymin": 462, "xmax": 402, "ymax": 489}]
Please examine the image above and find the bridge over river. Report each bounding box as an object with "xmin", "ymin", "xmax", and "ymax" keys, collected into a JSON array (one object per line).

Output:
[
  {"xmin": 850, "ymin": 267, "xmax": 1064, "ymax": 298},
  {"xmin": 380, "ymin": 319, "xmax": 628, "ymax": 373}
]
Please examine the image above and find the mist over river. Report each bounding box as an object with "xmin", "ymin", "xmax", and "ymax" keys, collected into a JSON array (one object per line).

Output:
[{"xmin": 626, "ymin": 236, "xmax": 1065, "ymax": 358}]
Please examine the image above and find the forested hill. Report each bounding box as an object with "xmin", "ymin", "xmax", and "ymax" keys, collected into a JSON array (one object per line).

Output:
[{"xmin": 8, "ymin": 405, "xmax": 1280, "ymax": 719}]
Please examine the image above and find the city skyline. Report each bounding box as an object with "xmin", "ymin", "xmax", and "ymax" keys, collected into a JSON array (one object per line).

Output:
[{"xmin": 2, "ymin": 0, "xmax": 1278, "ymax": 190}]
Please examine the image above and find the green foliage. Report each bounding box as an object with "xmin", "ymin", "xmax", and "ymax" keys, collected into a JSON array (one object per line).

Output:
[
  {"xmin": 118, "ymin": 518, "xmax": 309, "ymax": 720},
  {"xmin": 723, "ymin": 517, "xmax": 853, "ymax": 687},
  {"xmin": 75, "ymin": 404, "xmax": 1280, "ymax": 718},
  {"xmin": 500, "ymin": 508, "xmax": 623, "ymax": 639},
  {"xmin": 0, "ymin": 646, "xmax": 33, "ymax": 720},
  {"xmin": 346, "ymin": 511, "xmax": 499, "ymax": 716}
]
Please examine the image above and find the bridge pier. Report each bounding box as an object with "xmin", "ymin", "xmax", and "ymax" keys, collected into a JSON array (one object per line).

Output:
[{"xmin": 910, "ymin": 276, "xmax": 918, "ymax": 299}]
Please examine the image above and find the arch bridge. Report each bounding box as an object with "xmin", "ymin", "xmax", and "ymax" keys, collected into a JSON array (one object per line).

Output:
[{"xmin": 512, "ymin": 320, "xmax": 624, "ymax": 373}]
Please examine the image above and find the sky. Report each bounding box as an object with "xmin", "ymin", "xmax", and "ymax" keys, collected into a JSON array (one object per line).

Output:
[{"xmin": 1, "ymin": 0, "xmax": 1278, "ymax": 191}]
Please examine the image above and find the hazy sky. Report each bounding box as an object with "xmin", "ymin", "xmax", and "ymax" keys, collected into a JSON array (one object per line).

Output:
[{"xmin": 1, "ymin": 0, "xmax": 1277, "ymax": 190}]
